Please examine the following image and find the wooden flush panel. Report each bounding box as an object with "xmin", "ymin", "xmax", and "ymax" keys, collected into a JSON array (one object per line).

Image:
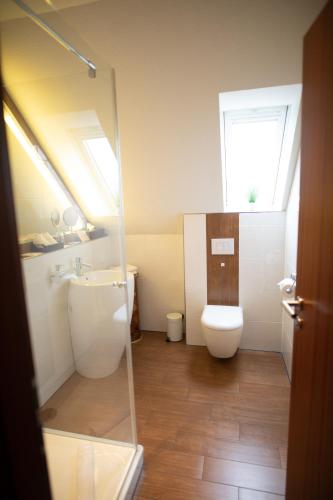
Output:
[{"xmin": 206, "ymin": 213, "xmax": 239, "ymax": 306}]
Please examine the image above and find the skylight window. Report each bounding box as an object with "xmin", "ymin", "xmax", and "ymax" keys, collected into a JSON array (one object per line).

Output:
[
  {"xmin": 82, "ymin": 136, "xmax": 120, "ymax": 208},
  {"xmin": 219, "ymin": 85, "xmax": 302, "ymax": 212}
]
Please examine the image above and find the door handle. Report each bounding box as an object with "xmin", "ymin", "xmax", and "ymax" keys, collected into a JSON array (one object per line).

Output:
[{"xmin": 282, "ymin": 297, "xmax": 304, "ymax": 327}]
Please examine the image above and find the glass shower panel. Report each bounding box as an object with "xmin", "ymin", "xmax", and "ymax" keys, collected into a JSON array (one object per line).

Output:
[{"xmin": 1, "ymin": 1, "xmax": 138, "ymax": 497}]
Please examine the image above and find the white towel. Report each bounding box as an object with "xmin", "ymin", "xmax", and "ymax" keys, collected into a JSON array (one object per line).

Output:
[
  {"xmin": 33, "ymin": 232, "xmax": 57, "ymax": 247},
  {"xmin": 42, "ymin": 232, "xmax": 57, "ymax": 245}
]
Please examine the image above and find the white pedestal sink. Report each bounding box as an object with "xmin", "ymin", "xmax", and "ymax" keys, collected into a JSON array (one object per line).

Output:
[{"xmin": 68, "ymin": 270, "xmax": 134, "ymax": 378}]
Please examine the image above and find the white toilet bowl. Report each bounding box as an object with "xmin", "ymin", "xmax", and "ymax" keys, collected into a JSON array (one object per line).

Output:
[{"xmin": 201, "ymin": 305, "xmax": 243, "ymax": 358}]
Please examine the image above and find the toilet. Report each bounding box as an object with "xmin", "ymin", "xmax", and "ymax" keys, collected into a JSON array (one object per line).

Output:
[{"xmin": 201, "ymin": 305, "xmax": 243, "ymax": 358}]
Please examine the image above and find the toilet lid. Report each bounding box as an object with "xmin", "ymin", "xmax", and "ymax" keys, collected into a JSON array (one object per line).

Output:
[{"xmin": 201, "ymin": 305, "xmax": 243, "ymax": 331}]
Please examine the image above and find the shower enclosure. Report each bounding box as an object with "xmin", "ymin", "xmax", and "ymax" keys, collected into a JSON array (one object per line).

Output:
[{"xmin": 0, "ymin": 1, "xmax": 141, "ymax": 498}]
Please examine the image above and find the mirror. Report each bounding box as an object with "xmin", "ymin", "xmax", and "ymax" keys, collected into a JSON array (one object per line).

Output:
[
  {"xmin": 3, "ymin": 91, "xmax": 108, "ymax": 257},
  {"xmin": 63, "ymin": 207, "xmax": 79, "ymax": 228}
]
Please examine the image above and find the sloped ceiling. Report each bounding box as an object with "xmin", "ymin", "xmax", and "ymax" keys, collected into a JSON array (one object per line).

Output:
[
  {"xmin": 1, "ymin": 0, "xmax": 327, "ymax": 234},
  {"xmin": 1, "ymin": 0, "xmax": 116, "ymax": 225},
  {"xmin": 0, "ymin": 0, "xmax": 100, "ymax": 22}
]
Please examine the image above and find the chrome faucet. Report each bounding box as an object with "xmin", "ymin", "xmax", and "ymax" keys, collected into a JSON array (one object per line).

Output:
[
  {"xmin": 50, "ymin": 264, "xmax": 68, "ymax": 282},
  {"xmin": 73, "ymin": 257, "xmax": 92, "ymax": 276}
]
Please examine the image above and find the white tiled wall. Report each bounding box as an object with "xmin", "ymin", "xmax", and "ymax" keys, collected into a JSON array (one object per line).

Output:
[
  {"xmin": 22, "ymin": 236, "xmax": 119, "ymax": 405},
  {"xmin": 184, "ymin": 212, "xmax": 286, "ymax": 351},
  {"xmin": 239, "ymin": 212, "xmax": 286, "ymax": 351},
  {"xmin": 282, "ymin": 160, "xmax": 300, "ymax": 377}
]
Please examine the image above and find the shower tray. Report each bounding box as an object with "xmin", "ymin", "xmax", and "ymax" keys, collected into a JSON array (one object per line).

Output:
[{"xmin": 43, "ymin": 429, "xmax": 143, "ymax": 499}]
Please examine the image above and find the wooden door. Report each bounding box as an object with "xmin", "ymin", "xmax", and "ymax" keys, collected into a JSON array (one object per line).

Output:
[
  {"xmin": 0, "ymin": 82, "xmax": 52, "ymax": 498},
  {"xmin": 286, "ymin": 2, "xmax": 333, "ymax": 498}
]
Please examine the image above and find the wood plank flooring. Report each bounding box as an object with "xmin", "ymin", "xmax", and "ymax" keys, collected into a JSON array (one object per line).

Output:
[
  {"xmin": 133, "ymin": 332, "xmax": 290, "ymax": 499},
  {"xmin": 40, "ymin": 358, "xmax": 134, "ymax": 443},
  {"xmin": 40, "ymin": 331, "xmax": 290, "ymax": 498}
]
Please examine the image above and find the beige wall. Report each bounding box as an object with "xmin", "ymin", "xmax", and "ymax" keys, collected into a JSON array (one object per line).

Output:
[
  {"xmin": 61, "ymin": 0, "xmax": 325, "ymax": 234},
  {"xmin": 126, "ymin": 234, "xmax": 184, "ymax": 331},
  {"xmin": 3, "ymin": 0, "xmax": 325, "ymax": 331},
  {"xmin": 58, "ymin": 0, "xmax": 325, "ymax": 330},
  {"xmin": 66, "ymin": 0, "xmax": 322, "ymax": 331},
  {"xmin": 63, "ymin": 0, "xmax": 324, "ymax": 331}
]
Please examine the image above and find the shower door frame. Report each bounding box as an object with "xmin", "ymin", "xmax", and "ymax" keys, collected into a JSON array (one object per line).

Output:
[{"xmin": 0, "ymin": 79, "xmax": 52, "ymax": 499}]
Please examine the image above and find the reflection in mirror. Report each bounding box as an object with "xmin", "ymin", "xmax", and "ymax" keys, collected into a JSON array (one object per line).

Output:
[
  {"xmin": 63, "ymin": 206, "xmax": 79, "ymax": 229},
  {"xmin": 78, "ymin": 127, "xmax": 120, "ymax": 209},
  {"xmin": 3, "ymin": 92, "xmax": 109, "ymax": 257}
]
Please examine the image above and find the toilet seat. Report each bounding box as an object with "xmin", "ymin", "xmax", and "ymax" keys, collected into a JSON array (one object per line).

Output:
[{"xmin": 201, "ymin": 305, "xmax": 243, "ymax": 331}]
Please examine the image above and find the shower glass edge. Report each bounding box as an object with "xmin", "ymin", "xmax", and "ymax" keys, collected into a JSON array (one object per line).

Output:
[{"xmin": 0, "ymin": 1, "xmax": 140, "ymax": 498}]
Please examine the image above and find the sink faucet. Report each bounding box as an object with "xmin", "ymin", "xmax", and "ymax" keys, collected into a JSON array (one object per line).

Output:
[
  {"xmin": 50, "ymin": 264, "xmax": 68, "ymax": 283},
  {"xmin": 74, "ymin": 257, "xmax": 92, "ymax": 276}
]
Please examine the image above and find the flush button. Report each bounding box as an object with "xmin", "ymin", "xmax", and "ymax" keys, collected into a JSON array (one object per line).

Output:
[{"xmin": 211, "ymin": 238, "xmax": 234, "ymax": 255}]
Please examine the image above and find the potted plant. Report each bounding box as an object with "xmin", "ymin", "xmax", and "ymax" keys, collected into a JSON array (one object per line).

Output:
[{"xmin": 248, "ymin": 188, "xmax": 258, "ymax": 210}]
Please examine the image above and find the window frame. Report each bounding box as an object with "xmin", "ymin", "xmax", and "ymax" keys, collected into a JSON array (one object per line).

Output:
[
  {"xmin": 82, "ymin": 135, "xmax": 120, "ymax": 204},
  {"xmin": 219, "ymin": 84, "xmax": 302, "ymax": 213},
  {"xmin": 72, "ymin": 126, "xmax": 120, "ymax": 214}
]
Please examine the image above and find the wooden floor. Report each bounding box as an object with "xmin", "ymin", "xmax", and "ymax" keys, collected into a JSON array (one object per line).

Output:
[
  {"xmin": 40, "ymin": 358, "xmax": 134, "ymax": 443},
  {"xmin": 133, "ymin": 332, "xmax": 290, "ymax": 499},
  {"xmin": 41, "ymin": 331, "xmax": 290, "ymax": 499}
]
